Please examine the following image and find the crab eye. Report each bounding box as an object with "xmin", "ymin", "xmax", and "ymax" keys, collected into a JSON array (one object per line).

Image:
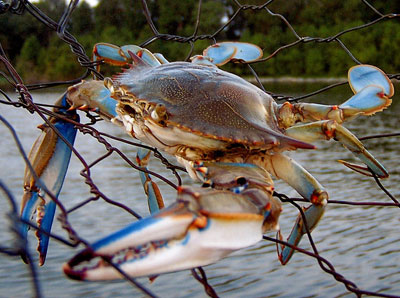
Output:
[
  {"xmin": 235, "ymin": 176, "xmax": 247, "ymax": 185},
  {"xmin": 202, "ymin": 180, "xmax": 214, "ymax": 188},
  {"xmin": 230, "ymin": 176, "xmax": 249, "ymax": 194}
]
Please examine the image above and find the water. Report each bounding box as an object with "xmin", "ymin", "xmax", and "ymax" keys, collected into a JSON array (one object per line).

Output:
[{"xmin": 0, "ymin": 84, "xmax": 399, "ymax": 298}]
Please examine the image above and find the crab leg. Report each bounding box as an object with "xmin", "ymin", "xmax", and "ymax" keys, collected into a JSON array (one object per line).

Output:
[
  {"xmin": 66, "ymin": 80, "xmax": 119, "ymax": 122},
  {"xmin": 21, "ymin": 93, "xmax": 78, "ymax": 265},
  {"xmin": 63, "ymin": 199, "xmax": 196, "ymax": 281},
  {"xmin": 268, "ymin": 112, "xmax": 388, "ymax": 263},
  {"xmin": 348, "ymin": 64, "xmax": 394, "ymax": 96},
  {"xmin": 284, "ymin": 120, "xmax": 388, "ymax": 178},
  {"xmin": 256, "ymin": 153, "xmax": 328, "ymax": 264},
  {"xmin": 278, "ymin": 85, "xmax": 392, "ymax": 127},
  {"xmin": 93, "ymin": 43, "xmax": 163, "ymax": 70},
  {"xmin": 194, "ymin": 162, "xmax": 282, "ymax": 232},
  {"xmin": 63, "ymin": 163, "xmax": 280, "ymax": 280},
  {"xmin": 67, "ymin": 79, "xmax": 165, "ymax": 214},
  {"xmin": 191, "ymin": 41, "xmax": 263, "ymax": 66},
  {"xmin": 95, "ymin": 42, "xmax": 264, "ymax": 70},
  {"xmin": 66, "ymin": 80, "xmax": 165, "ymax": 215},
  {"xmin": 136, "ymin": 147, "xmax": 164, "ymax": 213},
  {"xmin": 202, "ymin": 42, "xmax": 263, "ymax": 66},
  {"xmin": 63, "ymin": 186, "xmax": 271, "ymax": 280},
  {"xmin": 277, "ymin": 65, "xmax": 393, "ymax": 128}
]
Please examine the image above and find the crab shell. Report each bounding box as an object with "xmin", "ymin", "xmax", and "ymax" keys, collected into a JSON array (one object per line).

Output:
[{"xmin": 109, "ymin": 54, "xmax": 314, "ymax": 163}]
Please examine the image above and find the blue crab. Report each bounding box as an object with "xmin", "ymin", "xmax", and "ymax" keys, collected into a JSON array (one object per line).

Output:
[{"xmin": 20, "ymin": 41, "xmax": 394, "ymax": 278}]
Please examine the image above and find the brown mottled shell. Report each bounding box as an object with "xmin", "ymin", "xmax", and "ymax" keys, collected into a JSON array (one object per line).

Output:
[{"xmin": 113, "ymin": 59, "xmax": 312, "ymax": 149}]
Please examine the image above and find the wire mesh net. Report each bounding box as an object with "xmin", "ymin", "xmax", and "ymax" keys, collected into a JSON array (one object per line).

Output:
[{"xmin": 0, "ymin": 1, "xmax": 399, "ymax": 297}]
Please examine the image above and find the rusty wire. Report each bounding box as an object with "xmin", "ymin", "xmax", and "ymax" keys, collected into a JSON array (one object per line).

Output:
[{"xmin": 0, "ymin": 0, "xmax": 399, "ymax": 297}]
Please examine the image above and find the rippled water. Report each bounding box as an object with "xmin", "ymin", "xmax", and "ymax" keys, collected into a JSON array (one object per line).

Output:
[{"xmin": 0, "ymin": 83, "xmax": 399, "ymax": 297}]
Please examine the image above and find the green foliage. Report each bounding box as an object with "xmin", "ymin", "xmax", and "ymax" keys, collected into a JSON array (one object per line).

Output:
[
  {"xmin": 42, "ymin": 37, "xmax": 83, "ymax": 80},
  {"xmin": 19, "ymin": 36, "xmax": 41, "ymax": 62},
  {"xmin": 15, "ymin": 36, "xmax": 43, "ymax": 82},
  {"xmin": 1, "ymin": 0, "xmax": 398, "ymax": 83},
  {"xmin": 70, "ymin": 1, "xmax": 95, "ymax": 35}
]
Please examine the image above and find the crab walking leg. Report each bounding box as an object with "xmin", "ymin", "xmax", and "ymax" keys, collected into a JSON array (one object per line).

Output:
[
  {"xmin": 21, "ymin": 93, "xmax": 78, "ymax": 265},
  {"xmin": 192, "ymin": 41, "xmax": 263, "ymax": 66},
  {"xmin": 95, "ymin": 42, "xmax": 264, "ymax": 70},
  {"xmin": 202, "ymin": 42, "xmax": 263, "ymax": 66},
  {"xmin": 93, "ymin": 43, "xmax": 163, "ymax": 70},
  {"xmin": 285, "ymin": 120, "xmax": 388, "ymax": 177},
  {"xmin": 279, "ymin": 204, "xmax": 325, "ymax": 264},
  {"xmin": 277, "ymin": 85, "xmax": 392, "ymax": 128},
  {"xmin": 348, "ymin": 64, "xmax": 394, "ymax": 97},
  {"xmin": 277, "ymin": 65, "xmax": 393, "ymax": 129},
  {"xmin": 136, "ymin": 147, "xmax": 164, "ymax": 213},
  {"xmin": 258, "ymin": 153, "xmax": 328, "ymax": 264}
]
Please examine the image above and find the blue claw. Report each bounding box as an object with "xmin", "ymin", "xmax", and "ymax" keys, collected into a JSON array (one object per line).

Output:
[
  {"xmin": 21, "ymin": 93, "xmax": 78, "ymax": 265},
  {"xmin": 63, "ymin": 187, "xmax": 268, "ymax": 281},
  {"xmin": 67, "ymin": 80, "xmax": 118, "ymax": 121},
  {"xmin": 63, "ymin": 163, "xmax": 281, "ymax": 281},
  {"xmin": 20, "ymin": 191, "xmax": 39, "ymax": 263}
]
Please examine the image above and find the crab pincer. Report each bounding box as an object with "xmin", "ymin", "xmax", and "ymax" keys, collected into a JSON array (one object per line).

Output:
[
  {"xmin": 20, "ymin": 93, "xmax": 78, "ymax": 265},
  {"xmin": 63, "ymin": 163, "xmax": 281, "ymax": 280}
]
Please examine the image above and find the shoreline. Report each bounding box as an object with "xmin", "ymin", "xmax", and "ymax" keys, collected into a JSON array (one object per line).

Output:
[{"xmin": 246, "ymin": 76, "xmax": 347, "ymax": 84}]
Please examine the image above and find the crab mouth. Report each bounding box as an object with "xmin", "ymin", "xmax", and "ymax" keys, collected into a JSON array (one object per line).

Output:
[{"xmin": 119, "ymin": 107, "xmax": 228, "ymax": 159}]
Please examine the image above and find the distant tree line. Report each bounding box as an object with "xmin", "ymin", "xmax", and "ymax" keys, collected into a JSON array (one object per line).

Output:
[{"xmin": 0, "ymin": 0, "xmax": 399, "ymax": 83}]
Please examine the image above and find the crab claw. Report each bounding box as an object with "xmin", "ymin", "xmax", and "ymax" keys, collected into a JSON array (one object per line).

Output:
[
  {"xmin": 201, "ymin": 42, "xmax": 263, "ymax": 66},
  {"xmin": 21, "ymin": 93, "xmax": 78, "ymax": 265},
  {"xmin": 66, "ymin": 80, "xmax": 120, "ymax": 122},
  {"xmin": 63, "ymin": 163, "xmax": 281, "ymax": 281},
  {"xmin": 63, "ymin": 187, "xmax": 264, "ymax": 280}
]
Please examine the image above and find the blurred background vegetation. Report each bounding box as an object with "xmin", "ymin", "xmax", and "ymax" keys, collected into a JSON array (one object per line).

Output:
[{"xmin": 1, "ymin": 0, "xmax": 399, "ymax": 83}]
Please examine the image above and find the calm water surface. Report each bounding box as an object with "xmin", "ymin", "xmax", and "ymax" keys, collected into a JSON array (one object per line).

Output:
[{"xmin": 0, "ymin": 83, "xmax": 399, "ymax": 297}]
